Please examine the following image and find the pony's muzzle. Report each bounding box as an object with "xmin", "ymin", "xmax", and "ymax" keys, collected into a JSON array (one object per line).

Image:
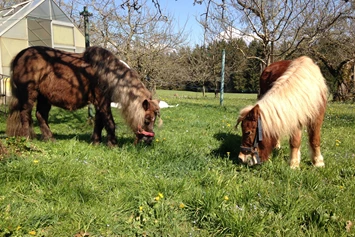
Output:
[
  {"xmin": 238, "ymin": 152, "xmax": 250, "ymax": 164},
  {"xmin": 136, "ymin": 133, "xmax": 155, "ymax": 145},
  {"xmin": 238, "ymin": 152, "xmax": 258, "ymax": 166}
]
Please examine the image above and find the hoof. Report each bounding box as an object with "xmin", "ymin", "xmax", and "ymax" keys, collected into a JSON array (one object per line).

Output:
[
  {"xmin": 313, "ymin": 155, "xmax": 325, "ymax": 167},
  {"xmin": 107, "ymin": 141, "xmax": 118, "ymax": 147},
  {"xmin": 313, "ymin": 161, "xmax": 325, "ymax": 167},
  {"xmin": 42, "ymin": 136, "xmax": 55, "ymax": 142},
  {"xmin": 290, "ymin": 164, "xmax": 300, "ymax": 169}
]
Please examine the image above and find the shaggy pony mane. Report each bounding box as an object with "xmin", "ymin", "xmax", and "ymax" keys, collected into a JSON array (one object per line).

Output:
[
  {"xmin": 83, "ymin": 46, "xmax": 152, "ymax": 132},
  {"xmin": 239, "ymin": 56, "xmax": 328, "ymax": 139}
]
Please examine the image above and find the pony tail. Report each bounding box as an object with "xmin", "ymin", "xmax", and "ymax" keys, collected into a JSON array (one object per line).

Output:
[
  {"xmin": 6, "ymin": 80, "xmax": 35, "ymax": 138},
  {"xmin": 6, "ymin": 96, "xmax": 22, "ymax": 137}
]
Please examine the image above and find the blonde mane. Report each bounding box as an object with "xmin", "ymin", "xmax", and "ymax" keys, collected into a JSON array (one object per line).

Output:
[{"xmin": 241, "ymin": 56, "xmax": 328, "ymax": 139}]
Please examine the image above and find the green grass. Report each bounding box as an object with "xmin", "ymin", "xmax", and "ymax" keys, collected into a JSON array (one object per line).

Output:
[{"xmin": 1, "ymin": 90, "xmax": 355, "ymax": 236}]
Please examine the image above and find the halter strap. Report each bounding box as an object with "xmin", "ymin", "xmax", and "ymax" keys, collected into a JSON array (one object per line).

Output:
[{"xmin": 240, "ymin": 116, "xmax": 263, "ymax": 165}]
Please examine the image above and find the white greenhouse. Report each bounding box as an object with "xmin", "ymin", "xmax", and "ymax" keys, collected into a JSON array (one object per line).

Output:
[{"xmin": 0, "ymin": 0, "xmax": 86, "ymax": 107}]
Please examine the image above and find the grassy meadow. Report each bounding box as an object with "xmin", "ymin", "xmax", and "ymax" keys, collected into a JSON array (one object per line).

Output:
[{"xmin": 1, "ymin": 90, "xmax": 355, "ymax": 236}]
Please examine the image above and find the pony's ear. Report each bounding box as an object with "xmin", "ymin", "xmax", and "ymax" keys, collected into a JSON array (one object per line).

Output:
[
  {"xmin": 247, "ymin": 104, "xmax": 260, "ymax": 121},
  {"xmin": 142, "ymin": 99, "xmax": 149, "ymax": 111},
  {"xmin": 236, "ymin": 105, "xmax": 254, "ymax": 127},
  {"xmin": 236, "ymin": 117, "xmax": 243, "ymax": 127}
]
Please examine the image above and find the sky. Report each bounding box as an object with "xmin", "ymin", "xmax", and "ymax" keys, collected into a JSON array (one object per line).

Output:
[{"xmin": 158, "ymin": 0, "xmax": 206, "ymax": 46}]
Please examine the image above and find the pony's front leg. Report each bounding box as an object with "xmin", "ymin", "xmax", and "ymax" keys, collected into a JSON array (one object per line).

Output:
[
  {"xmin": 102, "ymin": 107, "xmax": 117, "ymax": 147},
  {"xmin": 92, "ymin": 111, "xmax": 104, "ymax": 145},
  {"xmin": 289, "ymin": 129, "xmax": 302, "ymax": 169}
]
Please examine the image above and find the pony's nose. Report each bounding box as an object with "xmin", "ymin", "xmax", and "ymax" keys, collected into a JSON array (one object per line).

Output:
[
  {"xmin": 144, "ymin": 136, "xmax": 154, "ymax": 145},
  {"xmin": 237, "ymin": 157, "xmax": 244, "ymax": 164},
  {"xmin": 238, "ymin": 152, "xmax": 248, "ymax": 164}
]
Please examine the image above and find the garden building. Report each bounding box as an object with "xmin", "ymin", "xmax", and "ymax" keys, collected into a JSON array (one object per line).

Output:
[{"xmin": 0, "ymin": 0, "xmax": 85, "ymax": 107}]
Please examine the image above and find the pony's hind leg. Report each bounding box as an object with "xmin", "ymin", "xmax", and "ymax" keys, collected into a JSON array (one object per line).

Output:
[
  {"xmin": 289, "ymin": 128, "xmax": 302, "ymax": 168},
  {"xmin": 16, "ymin": 86, "xmax": 37, "ymax": 139},
  {"xmin": 307, "ymin": 108, "xmax": 326, "ymax": 167},
  {"xmin": 36, "ymin": 94, "xmax": 53, "ymax": 141}
]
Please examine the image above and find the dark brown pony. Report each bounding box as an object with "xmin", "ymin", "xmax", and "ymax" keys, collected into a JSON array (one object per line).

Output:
[
  {"xmin": 6, "ymin": 46, "xmax": 160, "ymax": 146},
  {"xmin": 237, "ymin": 56, "xmax": 328, "ymax": 168}
]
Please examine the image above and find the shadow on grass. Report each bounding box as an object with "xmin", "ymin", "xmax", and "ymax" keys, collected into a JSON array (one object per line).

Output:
[
  {"xmin": 48, "ymin": 133, "xmax": 136, "ymax": 147},
  {"xmin": 0, "ymin": 130, "xmax": 136, "ymax": 147},
  {"xmin": 211, "ymin": 132, "xmax": 242, "ymax": 164},
  {"xmin": 0, "ymin": 131, "xmax": 6, "ymax": 139}
]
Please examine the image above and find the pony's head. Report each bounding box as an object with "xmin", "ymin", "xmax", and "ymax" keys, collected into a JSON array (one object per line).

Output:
[
  {"xmin": 237, "ymin": 105, "xmax": 264, "ymax": 166},
  {"xmin": 135, "ymin": 99, "xmax": 161, "ymax": 145},
  {"xmin": 237, "ymin": 104, "xmax": 277, "ymax": 166}
]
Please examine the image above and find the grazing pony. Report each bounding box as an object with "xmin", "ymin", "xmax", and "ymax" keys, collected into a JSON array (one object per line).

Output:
[
  {"xmin": 6, "ymin": 46, "xmax": 160, "ymax": 146},
  {"xmin": 237, "ymin": 56, "xmax": 328, "ymax": 168}
]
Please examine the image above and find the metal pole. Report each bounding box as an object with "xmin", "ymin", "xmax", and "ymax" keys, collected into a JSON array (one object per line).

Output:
[
  {"xmin": 220, "ymin": 49, "xmax": 225, "ymax": 106},
  {"xmin": 80, "ymin": 7, "xmax": 95, "ymax": 121},
  {"xmin": 80, "ymin": 6, "xmax": 92, "ymax": 48}
]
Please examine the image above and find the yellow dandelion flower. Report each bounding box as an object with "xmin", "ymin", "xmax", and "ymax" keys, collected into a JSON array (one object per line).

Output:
[
  {"xmin": 336, "ymin": 143, "xmax": 339, "ymax": 146},
  {"xmin": 16, "ymin": 226, "xmax": 21, "ymax": 231},
  {"xmin": 139, "ymin": 206, "xmax": 143, "ymax": 211},
  {"xmin": 224, "ymin": 195, "xmax": 229, "ymax": 201},
  {"xmin": 227, "ymin": 123, "xmax": 231, "ymax": 127},
  {"xmin": 155, "ymin": 139, "xmax": 159, "ymax": 142},
  {"xmin": 33, "ymin": 160, "xmax": 39, "ymax": 164},
  {"xmin": 154, "ymin": 196, "xmax": 160, "ymax": 201},
  {"xmin": 179, "ymin": 203, "xmax": 185, "ymax": 208},
  {"xmin": 29, "ymin": 231, "xmax": 36, "ymax": 236}
]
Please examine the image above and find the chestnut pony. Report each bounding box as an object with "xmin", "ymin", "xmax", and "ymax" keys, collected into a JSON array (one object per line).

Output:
[
  {"xmin": 6, "ymin": 46, "xmax": 160, "ymax": 145},
  {"xmin": 237, "ymin": 56, "xmax": 328, "ymax": 168}
]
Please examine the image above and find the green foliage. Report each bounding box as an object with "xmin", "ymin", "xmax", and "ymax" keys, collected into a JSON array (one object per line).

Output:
[
  {"xmin": 0, "ymin": 91, "xmax": 355, "ymax": 236},
  {"xmin": 164, "ymin": 38, "xmax": 263, "ymax": 93}
]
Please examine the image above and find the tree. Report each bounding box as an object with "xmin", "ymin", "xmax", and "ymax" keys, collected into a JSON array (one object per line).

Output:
[
  {"xmin": 195, "ymin": 0, "xmax": 355, "ymax": 99},
  {"xmin": 53, "ymin": 0, "xmax": 190, "ymax": 95},
  {"xmin": 308, "ymin": 16, "xmax": 355, "ymax": 101},
  {"xmin": 196, "ymin": 0, "xmax": 354, "ymax": 65}
]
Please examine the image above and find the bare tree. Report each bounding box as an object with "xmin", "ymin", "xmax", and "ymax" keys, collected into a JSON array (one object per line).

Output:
[
  {"xmin": 309, "ymin": 14, "xmax": 355, "ymax": 101},
  {"xmin": 197, "ymin": 0, "xmax": 354, "ymax": 67},
  {"xmin": 52, "ymin": 0, "xmax": 190, "ymax": 94},
  {"xmin": 194, "ymin": 0, "xmax": 355, "ymax": 99}
]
